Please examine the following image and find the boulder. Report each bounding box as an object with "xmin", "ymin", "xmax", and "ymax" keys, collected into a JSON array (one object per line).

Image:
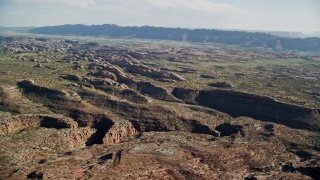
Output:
[
  {"xmin": 34, "ymin": 63, "xmax": 42, "ymax": 68},
  {"xmin": 73, "ymin": 64, "xmax": 83, "ymax": 70},
  {"xmin": 60, "ymin": 74, "xmax": 83, "ymax": 82},
  {"xmin": 208, "ymin": 81, "xmax": 234, "ymax": 88},
  {"xmin": 44, "ymin": 59, "xmax": 52, "ymax": 63},
  {"xmin": 201, "ymin": 74, "xmax": 217, "ymax": 79},
  {"xmin": 215, "ymin": 123, "xmax": 244, "ymax": 137}
]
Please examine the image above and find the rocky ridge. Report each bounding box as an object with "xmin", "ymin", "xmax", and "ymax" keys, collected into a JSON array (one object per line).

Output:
[{"xmin": 172, "ymin": 88, "xmax": 320, "ymax": 131}]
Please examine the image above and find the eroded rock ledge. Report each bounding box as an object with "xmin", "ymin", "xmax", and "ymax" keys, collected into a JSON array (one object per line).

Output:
[
  {"xmin": 172, "ymin": 88, "xmax": 320, "ymax": 131},
  {"xmin": 0, "ymin": 114, "xmax": 77, "ymax": 136}
]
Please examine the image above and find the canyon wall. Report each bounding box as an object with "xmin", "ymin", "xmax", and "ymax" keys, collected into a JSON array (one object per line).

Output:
[{"xmin": 172, "ymin": 88, "xmax": 319, "ymax": 131}]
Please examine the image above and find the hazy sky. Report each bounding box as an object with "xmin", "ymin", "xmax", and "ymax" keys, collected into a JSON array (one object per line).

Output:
[{"xmin": 0, "ymin": 0, "xmax": 319, "ymax": 32}]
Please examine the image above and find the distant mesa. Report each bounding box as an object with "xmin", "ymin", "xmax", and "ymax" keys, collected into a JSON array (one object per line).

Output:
[{"xmin": 30, "ymin": 24, "xmax": 320, "ymax": 52}]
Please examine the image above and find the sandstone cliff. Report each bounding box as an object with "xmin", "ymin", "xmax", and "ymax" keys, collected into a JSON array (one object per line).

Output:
[{"xmin": 172, "ymin": 88, "xmax": 320, "ymax": 131}]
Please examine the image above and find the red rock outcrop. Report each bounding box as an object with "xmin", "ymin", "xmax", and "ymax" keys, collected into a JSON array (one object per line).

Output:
[
  {"xmin": 67, "ymin": 127, "xmax": 96, "ymax": 148},
  {"xmin": 103, "ymin": 121, "xmax": 137, "ymax": 145},
  {"xmin": 112, "ymin": 58, "xmax": 185, "ymax": 81},
  {"xmin": 172, "ymin": 87, "xmax": 199, "ymax": 104},
  {"xmin": 136, "ymin": 81, "xmax": 181, "ymax": 102},
  {"xmin": 88, "ymin": 63, "xmax": 135, "ymax": 84},
  {"xmin": 173, "ymin": 88, "xmax": 320, "ymax": 131},
  {"xmin": 17, "ymin": 80, "xmax": 68, "ymax": 99},
  {"xmin": 0, "ymin": 114, "xmax": 78, "ymax": 136}
]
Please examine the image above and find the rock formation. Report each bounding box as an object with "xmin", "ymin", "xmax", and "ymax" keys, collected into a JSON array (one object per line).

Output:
[
  {"xmin": 60, "ymin": 74, "xmax": 83, "ymax": 82},
  {"xmin": 17, "ymin": 80, "xmax": 67, "ymax": 99},
  {"xmin": 136, "ymin": 81, "xmax": 181, "ymax": 102},
  {"xmin": 0, "ymin": 114, "xmax": 77, "ymax": 136},
  {"xmin": 120, "ymin": 88, "xmax": 149, "ymax": 104},
  {"xmin": 112, "ymin": 58, "xmax": 185, "ymax": 81},
  {"xmin": 172, "ymin": 87, "xmax": 199, "ymax": 104},
  {"xmin": 88, "ymin": 62, "xmax": 135, "ymax": 84},
  {"xmin": 201, "ymin": 74, "xmax": 217, "ymax": 79},
  {"xmin": 103, "ymin": 121, "xmax": 137, "ymax": 145},
  {"xmin": 172, "ymin": 88, "xmax": 320, "ymax": 131},
  {"xmin": 208, "ymin": 81, "xmax": 234, "ymax": 88}
]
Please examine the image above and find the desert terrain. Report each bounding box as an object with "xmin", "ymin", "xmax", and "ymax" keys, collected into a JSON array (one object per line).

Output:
[{"xmin": 0, "ymin": 34, "xmax": 319, "ymax": 179}]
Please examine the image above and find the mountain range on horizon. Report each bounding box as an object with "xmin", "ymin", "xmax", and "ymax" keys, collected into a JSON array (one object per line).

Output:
[
  {"xmin": 2, "ymin": 24, "xmax": 320, "ymax": 39},
  {"xmin": 2, "ymin": 24, "xmax": 320, "ymax": 53}
]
